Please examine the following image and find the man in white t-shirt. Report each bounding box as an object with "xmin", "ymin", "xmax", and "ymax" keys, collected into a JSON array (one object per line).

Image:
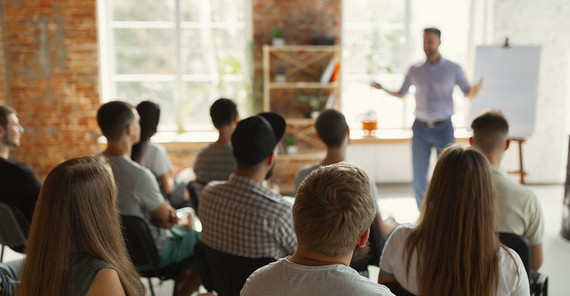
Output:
[
  {"xmin": 470, "ymin": 110, "xmax": 545, "ymax": 271},
  {"xmin": 241, "ymin": 163, "xmax": 394, "ymax": 296}
]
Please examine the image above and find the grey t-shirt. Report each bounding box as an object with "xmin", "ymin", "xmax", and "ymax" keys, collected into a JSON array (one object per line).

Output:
[
  {"xmin": 193, "ymin": 143, "xmax": 236, "ymax": 184},
  {"xmin": 105, "ymin": 155, "xmax": 170, "ymax": 253},
  {"xmin": 241, "ymin": 258, "xmax": 395, "ymax": 296}
]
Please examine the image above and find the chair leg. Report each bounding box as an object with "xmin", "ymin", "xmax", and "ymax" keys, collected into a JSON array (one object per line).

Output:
[
  {"xmin": 1, "ymin": 245, "xmax": 4, "ymax": 262},
  {"xmin": 147, "ymin": 277, "xmax": 155, "ymax": 296}
]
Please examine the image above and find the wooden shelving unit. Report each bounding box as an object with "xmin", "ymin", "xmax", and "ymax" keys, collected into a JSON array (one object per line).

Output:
[{"xmin": 262, "ymin": 45, "xmax": 341, "ymax": 192}]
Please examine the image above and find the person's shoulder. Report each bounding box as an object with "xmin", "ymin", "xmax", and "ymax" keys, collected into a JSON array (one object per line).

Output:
[
  {"xmin": 146, "ymin": 142, "xmax": 167, "ymax": 154},
  {"xmin": 494, "ymin": 170, "xmax": 537, "ymax": 200},
  {"xmin": 0, "ymin": 158, "xmax": 33, "ymax": 172}
]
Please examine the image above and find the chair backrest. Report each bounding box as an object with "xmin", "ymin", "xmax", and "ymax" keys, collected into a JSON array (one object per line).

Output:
[
  {"xmin": 120, "ymin": 215, "xmax": 161, "ymax": 273},
  {"xmin": 498, "ymin": 232, "xmax": 532, "ymax": 280},
  {"xmin": 0, "ymin": 202, "xmax": 28, "ymax": 251},
  {"xmin": 194, "ymin": 240, "xmax": 275, "ymax": 296},
  {"xmin": 187, "ymin": 181, "xmax": 205, "ymax": 216}
]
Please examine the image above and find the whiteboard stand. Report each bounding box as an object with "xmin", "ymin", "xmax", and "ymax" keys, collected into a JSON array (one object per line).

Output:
[{"xmin": 507, "ymin": 138, "xmax": 526, "ymax": 184}]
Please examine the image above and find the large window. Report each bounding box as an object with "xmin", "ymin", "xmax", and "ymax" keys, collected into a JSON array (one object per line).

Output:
[
  {"xmin": 342, "ymin": 0, "xmax": 473, "ymax": 130},
  {"xmin": 98, "ymin": 0, "xmax": 251, "ymax": 132}
]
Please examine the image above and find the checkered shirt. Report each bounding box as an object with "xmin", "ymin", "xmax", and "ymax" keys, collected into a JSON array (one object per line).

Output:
[{"xmin": 198, "ymin": 174, "xmax": 297, "ymax": 259}]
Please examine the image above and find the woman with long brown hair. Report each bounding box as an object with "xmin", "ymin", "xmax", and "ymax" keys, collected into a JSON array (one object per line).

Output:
[
  {"xmin": 378, "ymin": 144, "xmax": 529, "ymax": 295},
  {"xmin": 19, "ymin": 156, "xmax": 144, "ymax": 295}
]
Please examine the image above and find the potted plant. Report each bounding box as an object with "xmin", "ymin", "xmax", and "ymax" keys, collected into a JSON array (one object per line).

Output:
[
  {"xmin": 275, "ymin": 64, "xmax": 287, "ymax": 82},
  {"xmin": 297, "ymin": 89, "xmax": 327, "ymax": 118},
  {"xmin": 271, "ymin": 27, "xmax": 285, "ymax": 46},
  {"xmin": 284, "ymin": 135, "xmax": 298, "ymax": 154}
]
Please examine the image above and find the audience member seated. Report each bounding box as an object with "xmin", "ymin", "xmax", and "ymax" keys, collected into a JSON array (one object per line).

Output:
[
  {"xmin": 193, "ymin": 98, "xmax": 238, "ymax": 185},
  {"xmin": 378, "ymin": 145, "xmax": 529, "ymax": 295},
  {"xmin": 0, "ymin": 105, "xmax": 41, "ymax": 223},
  {"xmin": 242, "ymin": 163, "xmax": 395, "ymax": 296},
  {"xmin": 19, "ymin": 156, "xmax": 144, "ymax": 295},
  {"xmin": 97, "ymin": 101, "xmax": 200, "ymax": 295},
  {"xmin": 294, "ymin": 109, "xmax": 398, "ymax": 248},
  {"xmin": 199, "ymin": 112, "xmax": 297, "ymax": 259},
  {"xmin": 470, "ymin": 109, "xmax": 545, "ymax": 271},
  {"xmin": 132, "ymin": 101, "xmax": 189, "ymax": 208}
]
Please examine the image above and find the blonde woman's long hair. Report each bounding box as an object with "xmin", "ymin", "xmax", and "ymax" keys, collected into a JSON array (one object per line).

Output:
[
  {"xmin": 405, "ymin": 144, "xmax": 502, "ymax": 296},
  {"xmin": 19, "ymin": 156, "xmax": 144, "ymax": 295}
]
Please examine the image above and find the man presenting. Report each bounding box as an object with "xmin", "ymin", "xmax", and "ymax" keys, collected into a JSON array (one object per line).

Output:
[{"xmin": 371, "ymin": 27, "xmax": 482, "ymax": 207}]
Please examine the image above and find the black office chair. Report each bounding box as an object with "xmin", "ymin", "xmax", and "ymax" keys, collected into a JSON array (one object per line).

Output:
[
  {"xmin": 0, "ymin": 202, "xmax": 29, "ymax": 262},
  {"xmin": 498, "ymin": 232, "xmax": 549, "ymax": 296},
  {"xmin": 350, "ymin": 216, "xmax": 382, "ymax": 277},
  {"xmin": 120, "ymin": 215, "xmax": 195, "ymax": 296},
  {"xmin": 194, "ymin": 240, "xmax": 276, "ymax": 296},
  {"xmin": 186, "ymin": 181, "xmax": 205, "ymax": 216}
]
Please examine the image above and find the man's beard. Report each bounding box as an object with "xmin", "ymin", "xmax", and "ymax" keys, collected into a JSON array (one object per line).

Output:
[
  {"xmin": 351, "ymin": 242, "xmax": 370, "ymax": 262},
  {"xmin": 264, "ymin": 163, "xmax": 275, "ymax": 180}
]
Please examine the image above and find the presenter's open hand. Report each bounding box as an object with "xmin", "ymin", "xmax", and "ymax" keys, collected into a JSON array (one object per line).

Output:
[
  {"xmin": 370, "ymin": 81, "xmax": 383, "ymax": 90},
  {"xmin": 466, "ymin": 79, "xmax": 483, "ymax": 99}
]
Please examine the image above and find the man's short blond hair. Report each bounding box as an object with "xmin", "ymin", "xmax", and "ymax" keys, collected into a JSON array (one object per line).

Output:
[
  {"xmin": 471, "ymin": 109, "xmax": 509, "ymax": 155},
  {"xmin": 293, "ymin": 162, "xmax": 375, "ymax": 257}
]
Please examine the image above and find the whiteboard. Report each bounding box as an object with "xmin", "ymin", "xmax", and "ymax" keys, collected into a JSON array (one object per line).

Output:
[{"xmin": 467, "ymin": 46, "xmax": 541, "ymax": 138}]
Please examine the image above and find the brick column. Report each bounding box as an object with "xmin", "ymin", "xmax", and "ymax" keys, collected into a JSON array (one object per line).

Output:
[{"xmin": 1, "ymin": 0, "xmax": 101, "ymax": 180}]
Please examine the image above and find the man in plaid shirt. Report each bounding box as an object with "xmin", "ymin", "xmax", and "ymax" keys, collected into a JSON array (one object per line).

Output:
[{"xmin": 198, "ymin": 112, "xmax": 296, "ymax": 259}]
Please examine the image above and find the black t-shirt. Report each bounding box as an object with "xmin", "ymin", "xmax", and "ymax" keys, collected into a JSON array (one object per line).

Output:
[{"xmin": 0, "ymin": 158, "xmax": 41, "ymax": 222}]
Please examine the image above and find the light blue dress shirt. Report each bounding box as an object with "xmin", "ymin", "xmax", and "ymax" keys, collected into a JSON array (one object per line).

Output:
[{"xmin": 399, "ymin": 57, "xmax": 471, "ymax": 122}]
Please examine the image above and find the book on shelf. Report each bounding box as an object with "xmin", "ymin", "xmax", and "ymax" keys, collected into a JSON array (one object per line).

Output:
[
  {"xmin": 329, "ymin": 62, "xmax": 340, "ymax": 82},
  {"xmin": 320, "ymin": 58, "xmax": 337, "ymax": 83}
]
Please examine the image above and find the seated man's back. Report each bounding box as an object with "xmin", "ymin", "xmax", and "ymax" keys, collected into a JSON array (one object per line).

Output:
[
  {"xmin": 198, "ymin": 112, "xmax": 296, "ymax": 259},
  {"xmin": 199, "ymin": 172, "xmax": 296, "ymax": 258},
  {"xmin": 241, "ymin": 257, "xmax": 392, "ymax": 296},
  {"xmin": 493, "ymin": 166, "xmax": 544, "ymax": 245},
  {"xmin": 106, "ymin": 154, "xmax": 170, "ymax": 252}
]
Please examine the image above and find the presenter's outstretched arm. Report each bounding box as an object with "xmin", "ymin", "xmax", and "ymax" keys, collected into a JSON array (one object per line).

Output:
[
  {"xmin": 466, "ymin": 79, "xmax": 483, "ymax": 99},
  {"xmin": 370, "ymin": 81, "xmax": 404, "ymax": 99}
]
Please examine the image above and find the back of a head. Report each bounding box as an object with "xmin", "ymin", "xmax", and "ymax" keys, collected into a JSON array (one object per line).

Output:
[
  {"xmin": 471, "ymin": 109, "xmax": 509, "ymax": 155},
  {"xmin": 210, "ymin": 98, "xmax": 238, "ymax": 128},
  {"xmin": 136, "ymin": 101, "xmax": 160, "ymax": 142},
  {"xmin": 315, "ymin": 109, "xmax": 348, "ymax": 148},
  {"xmin": 20, "ymin": 156, "xmax": 143, "ymax": 295},
  {"xmin": 0, "ymin": 105, "xmax": 16, "ymax": 131},
  {"xmin": 231, "ymin": 112, "xmax": 285, "ymax": 169},
  {"xmin": 294, "ymin": 162, "xmax": 375, "ymax": 257},
  {"xmin": 409, "ymin": 144, "xmax": 499, "ymax": 295},
  {"xmin": 97, "ymin": 101, "xmax": 135, "ymax": 141}
]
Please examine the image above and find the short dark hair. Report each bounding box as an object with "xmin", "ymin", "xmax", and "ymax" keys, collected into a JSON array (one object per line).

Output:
[
  {"xmin": 136, "ymin": 101, "xmax": 160, "ymax": 142},
  {"xmin": 0, "ymin": 105, "xmax": 16, "ymax": 131},
  {"xmin": 97, "ymin": 101, "xmax": 135, "ymax": 141},
  {"xmin": 471, "ymin": 109, "xmax": 509, "ymax": 154},
  {"xmin": 210, "ymin": 98, "xmax": 237, "ymax": 128},
  {"xmin": 315, "ymin": 109, "xmax": 348, "ymax": 148},
  {"xmin": 424, "ymin": 27, "xmax": 441, "ymax": 39}
]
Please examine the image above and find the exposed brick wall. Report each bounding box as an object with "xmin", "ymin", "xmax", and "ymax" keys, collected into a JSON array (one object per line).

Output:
[{"xmin": 1, "ymin": 0, "xmax": 100, "ymax": 180}]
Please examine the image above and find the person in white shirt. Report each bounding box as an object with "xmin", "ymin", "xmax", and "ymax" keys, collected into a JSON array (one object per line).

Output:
[
  {"xmin": 379, "ymin": 144, "xmax": 529, "ymax": 295},
  {"xmin": 241, "ymin": 163, "xmax": 394, "ymax": 296},
  {"xmin": 470, "ymin": 109, "xmax": 544, "ymax": 271}
]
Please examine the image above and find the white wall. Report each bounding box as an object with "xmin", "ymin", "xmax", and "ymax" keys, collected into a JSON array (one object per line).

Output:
[{"xmin": 493, "ymin": 0, "xmax": 570, "ymax": 183}]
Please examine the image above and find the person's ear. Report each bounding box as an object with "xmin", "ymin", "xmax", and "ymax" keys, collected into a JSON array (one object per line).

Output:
[
  {"xmin": 125, "ymin": 122, "xmax": 134, "ymax": 137},
  {"xmin": 266, "ymin": 150, "xmax": 276, "ymax": 166},
  {"xmin": 505, "ymin": 138, "xmax": 511, "ymax": 151},
  {"xmin": 357, "ymin": 228, "xmax": 370, "ymax": 248},
  {"xmin": 469, "ymin": 137, "xmax": 474, "ymax": 146},
  {"xmin": 234, "ymin": 113, "xmax": 239, "ymax": 123}
]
